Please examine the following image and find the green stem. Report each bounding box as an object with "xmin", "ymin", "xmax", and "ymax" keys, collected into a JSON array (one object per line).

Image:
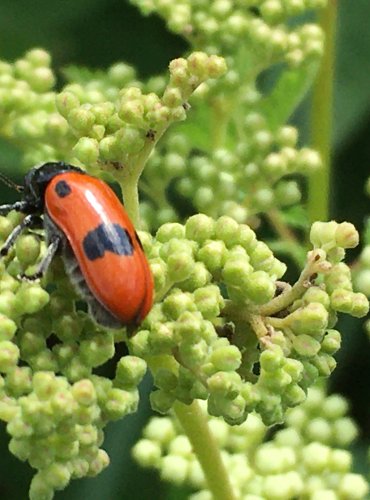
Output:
[
  {"xmin": 307, "ymin": 1, "xmax": 337, "ymax": 223},
  {"xmin": 119, "ymin": 126, "xmax": 169, "ymax": 227},
  {"xmin": 173, "ymin": 400, "xmax": 237, "ymax": 500}
]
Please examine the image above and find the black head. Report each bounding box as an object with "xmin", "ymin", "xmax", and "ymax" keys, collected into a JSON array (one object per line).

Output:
[{"xmin": 22, "ymin": 162, "xmax": 84, "ymax": 213}]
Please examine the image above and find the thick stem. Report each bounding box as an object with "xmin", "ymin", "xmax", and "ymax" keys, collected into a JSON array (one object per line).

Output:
[
  {"xmin": 173, "ymin": 400, "xmax": 237, "ymax": 500},
  {"xmin": 307, "ymin": 1, "xmax": 337, "ymax": 223}
]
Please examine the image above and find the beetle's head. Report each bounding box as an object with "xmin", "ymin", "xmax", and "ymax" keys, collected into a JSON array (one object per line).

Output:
[{"xmin": 23, "ymin": 162, "xmax": 84, "ymax": 211}]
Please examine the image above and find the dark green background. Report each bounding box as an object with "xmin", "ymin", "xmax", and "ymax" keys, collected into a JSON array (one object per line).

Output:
[{"xmin": 0, "ymin": 1, "xmax": 369, "ymax": 498}]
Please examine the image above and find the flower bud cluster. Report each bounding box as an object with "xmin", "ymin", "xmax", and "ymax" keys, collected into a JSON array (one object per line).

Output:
[
  {"xmin": 142, "ymin": 117, "xmax": 321, "ymax": 228},
  {"xmin": 353, "ymin": 220, "xmax": 370, "ymax": 298},
  {"xmin": 129, "ymin": 217, "xmax": 368, "ymax": 427},
  {"xmin": 133, "ymin": 387, "xmax": 368, "ymax": 499},
  {"xmin": 0, "ymin": 49, "xmax": 225, "ymax": 177},
  {"xmin": 131, "ymin": 0, "xmax": 325, "ymax": 69},
  {"xmin": 310, "ymin": 221, "xmax": 369, "ymax": 317},
  {"xmin": 0, "ymin": 214, "xmax": 146, "ymax": 499}
]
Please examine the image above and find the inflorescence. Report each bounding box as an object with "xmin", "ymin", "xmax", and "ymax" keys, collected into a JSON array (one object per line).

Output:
[{"xmin": 0, "ymin": 0, "xmax": 369, "ymax": 499}]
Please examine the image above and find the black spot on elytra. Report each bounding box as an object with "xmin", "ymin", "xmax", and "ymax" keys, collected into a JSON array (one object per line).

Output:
[
  {"xmin": 83, "ymin": 223, "xmax": 133, "ymax": 260},
  {"xmin": 55, "ymin": 180, "xmax": 71, "ymax": 197}
]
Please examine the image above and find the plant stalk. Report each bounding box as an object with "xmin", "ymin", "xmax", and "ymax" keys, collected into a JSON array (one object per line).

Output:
[
  {"xmin": 307, "ymin": 1, "xmax": 338, "ymax": 223},
  {"xmin": 173, "ymin": 400, "xmax": 237, "ymax": 500}
]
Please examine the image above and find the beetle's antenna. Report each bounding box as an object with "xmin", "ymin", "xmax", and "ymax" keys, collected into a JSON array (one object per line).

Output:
[{"xmin": 0, "ymin": 172, "xmax": 24, "ymax": 192}]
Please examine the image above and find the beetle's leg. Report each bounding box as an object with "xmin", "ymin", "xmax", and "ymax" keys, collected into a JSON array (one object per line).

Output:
[
  {"xmin": 0, "ymin": 214, "xmax": 42, "ymax": 257},
  {"xmin": 19, "ymin": 236, "xmax": 61, "ymax": 281},
  {"xmin": 0, "ymin": 201, "xmax": 30, "ymax": 215}
]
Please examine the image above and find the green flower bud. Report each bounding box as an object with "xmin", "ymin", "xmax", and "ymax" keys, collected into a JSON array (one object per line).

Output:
[
  {"xmin": 180, "ymin": 338, "xmax": 209, "ymax": 366},
  {"xmin": 7, "ymin": 414, "xmax": 33, "ymax": 438},
  {"xmin": 15, "ymin": 284, "xmax": 49, "ymax": 314},
  {"xmin": 310, "ymin": 221, "xmax": 337, "ymax": 249},
  {"xmin": 321, "ymin": 393, "xmax": 348, "ymax": 419},
  {"xmin": 162, "ymin": 291, "xmax": 196, "ymax": 320},
  {"xmin": 154, "ymin": 368, "xmax": 178, "ymax": 391},
  {"xmin": 245, "ymin": 270, "xmax": 276, "ymax": 304},
  {"xmin": 260, "ymin": 346, "xmax": 284, "ymax": 372},
  {"xmin": 160, "ymin": 454, "xmax": 188, "ymax": 485},
  {"xmin": 321, "ymin": 329, "xmax": 341, "ymax": 354},
  {"xmin": 180, "ymin": 262, "xmax": 211, "ymax": 292},
  {"xmin": 143, "ymin": 416, "xmax": 176, "ymax": 444},
  {"xmin": 150, "ymin": 258, "xmax": 168, "ymax": 294},
  {"xmin": 249, "ymin": 242, "xmax": 275, "ymax": 272},
  {"xmin": 15, "ymin": 234, "xmax": 40, "ymax": 266},
  {"xmin": 0, "ymin": 341, "xmax": 19, "ymax": 372},
  {"xmin": 210, "ymin": 344, "xmax": 241, "ymax": 372},
  {"xmin": 128, "ymin": 329, "xmax": 150, "ymax": 357},
  {"xmin": 88, "ymin": 448, "xmax": 110, "ymax": 476},
  {"xmin": 305, "ymin": 417, "xmax": 332, "ymax": 443},
  {"xmin": 185, "ymin": 214, "xmax": 215, "ymax": 243},
  {"xmin": 29, "ymin": 474, "xmax": 54, "ymax": 500},
  {"xmin": 198, "ymin": 240, "xmax": 228, "ymax": 274},
  {"xmin": 149, "ymin": 322, "xmax": 176, "ymax": 352},
  {"xmin": 292, "ymin": 334, "xmax": 321, "ymax": 357},
  {"xmin": 68, "ymin": 107, "xmax": 95, "ymax": 134},
  {"xmin": 214, "ymin": 216, "xmax": 241, "ymax": 248},
  {"xmin": 355, "ymin": 269, "xmax": 370, "ymax": 297},
  {"xmin": 54, "ymin": 314, "xmax": 83, "ymax": 343},
  {"xmin": 311, "ymin": 353, "xmax": 336, "ymax": 377},
  {"xmin": 162, "ymin": 86, "xmax": 183, "ymax": 108},
  {"xmin": 302, "ymin": 442, "xmax": 330, "ymax": 472},
  {"xmin": 330, "ymin": 289, "xmax": 354, "ymax": 314},
  {"xmin": 8, "ymin": 436, "xmax": 31, "ymax": 461},
  {"xmin": 334, "ymin": 222, "xmax": 359, "ymax": 248},
  {"xmin": 104, "ymin": 387, "xmax": 137, "ymax": 419},
  {"xmin": 283, "ymin": 384, "xmax": 306, "ymax": 406},
  {"xmin": 275, "ymin": 180, "xmax": 301, "ymax": 206},
  {"xmin": 350, "ymin": 292, "xmax": 369, "ymax": 317},
  {"xmin": 19, "ymin": 331, "xmax": 45, "ymax": 356},
  {"xmin": 116, "ymin": 126, "xmax": 145, "ymax": 154},
  {"xmin": 32, "ymin": 371, "xmax": 58, "ymax": 400},
  {"xmin": 156, "ymin": 223, "xmax": 185, "ymax": 243},
  {"xmin": 73, "ymin": 137, "xmax": 99, "ymax": 165},
  {"xmin": 79, "ymin": 333, "xmax": 114, "ymax": 367},
  {"xmin": 207, "ymin": 371, "xmax": 241, "ymax": 398},
  {"xmin": 328, "ymin": 449, "xmax": 352, "ymax": 472},
  {"xmin": 72, "ymin": 379, "xmax": 97, "ymax": 406},
  {"xmin": 118, "ymin": 98, "xmax": 145, "ymax": 127},
  {"xmin": 0, "ymin": 291, "xmax": 17, "ymax": 318},
  {"xmin": 51, "ymin": 389, "xmax": 77, "ymax": 418},
  {"xmin": 25, "ymin": 48, "xmax": 51, "ymax": 67},
  {"xmin": 288, "ymin": 303, "xmax": 328, "ymax": 337},
  {"xmin": 333, "ymin": 417, "xmax": 358, "ymax": 447},
  {"xmin": 338, "ymin": 474, "xmax": 369, "ymax": 499},
  {"xmin": 6, "ymin": 366, "xmax": 32, "ymax": 396},
  {"xmin": 193, "ymin": 285, "xmax": 224, "ymax": 319},
  {"xmin": 132, "ymin": 439, "xmax": 162, "ymax": 468},
  {"xmin": 115, "ymin": 356, "xmax": 147, "ymax": 389},
  {"xmin": 29, "ymin": 349, "xmax": 58, "ymax": 372},
  {"xmin": 108, "ymin": 62, "xmax": 135, "ymax": 85},
  {"xmin": 150, "ymin": 389, "xmax": 175, "ymax": 414},
  {"xmin": 0, "ymin": 314, "xmax": 17, "ymax": 341}
]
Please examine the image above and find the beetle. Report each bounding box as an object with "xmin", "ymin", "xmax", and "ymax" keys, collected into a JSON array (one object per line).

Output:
[{"xmin": 0, "ymin": 162, "xmax": 153, "ymax": 330}]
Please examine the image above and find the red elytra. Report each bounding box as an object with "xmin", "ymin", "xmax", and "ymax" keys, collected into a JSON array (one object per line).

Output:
[{"xmin": 46, "ymin": 172, "xmax": 153, "ymax": 326}]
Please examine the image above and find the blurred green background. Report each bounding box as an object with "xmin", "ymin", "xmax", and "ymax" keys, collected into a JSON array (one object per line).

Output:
[{"xmin": 0, "ymin": 1, "xmax": 369, "ymax": 498}]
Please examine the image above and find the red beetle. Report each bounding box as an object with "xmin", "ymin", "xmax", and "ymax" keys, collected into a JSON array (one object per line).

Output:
[{"xmin": 0, "ymin": 162, "xmax": 153, "ymax": 329}]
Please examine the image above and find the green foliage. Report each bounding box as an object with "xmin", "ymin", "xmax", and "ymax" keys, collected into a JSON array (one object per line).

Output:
[{"xmin": 0, "ymin": 0, "xmax": 368, "ymax": 499}]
